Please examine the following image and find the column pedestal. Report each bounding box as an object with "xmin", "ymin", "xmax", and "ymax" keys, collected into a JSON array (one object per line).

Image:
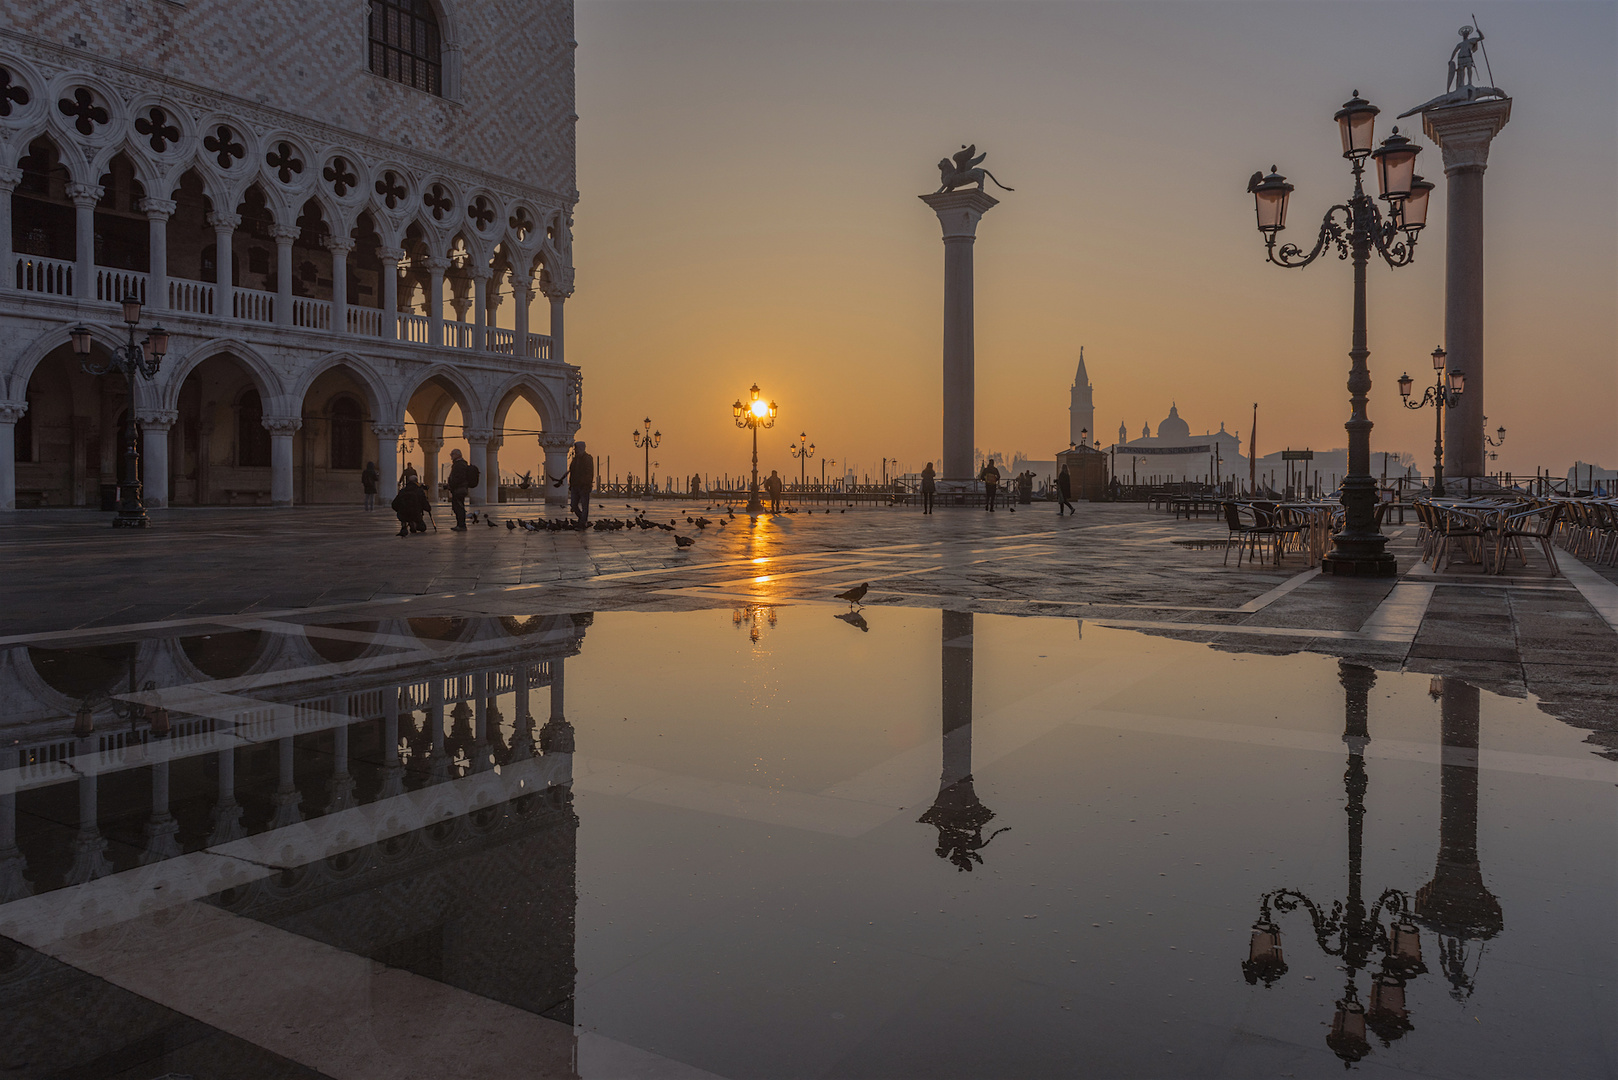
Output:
[
  {"xmin": 919, "ymin": 190, "xmax": 999, "ymax": 481},
  {"xmin": 1421, "ymin": 98, "xmax": 1511, "ymax": 483}
]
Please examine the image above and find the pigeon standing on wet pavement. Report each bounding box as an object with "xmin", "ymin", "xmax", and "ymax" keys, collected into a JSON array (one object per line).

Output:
[
  {"xmin": 835, "ymin": 583, "xmax": 869, "ymax": 609},
  {"xmin": 674, "ymin": 535, "xmax": 695, "ymax": 549}
]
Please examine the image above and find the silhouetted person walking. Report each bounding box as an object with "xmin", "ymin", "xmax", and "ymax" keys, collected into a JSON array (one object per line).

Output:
[
  {"xmin": 978, "ymin": 459, "xmax": 1001, "ymax": 512},
  {"xmin": 446, "ymin": 448, "xmax": 475, "ymax": 531},
  {"xmin": 400, "ymin": 461, "xmax": 418, "ymax": 490},
  {"xmin": 765, "ymin": 469, "xmax": 784, "ymax": 513},
  {"xmin": 1056, "ymin": 465, "xmax": 1075, "ymax": 516},
  {"xmin": 920, "ymin": 462, "xmax": 936, "ymax": 514},
  {"xmin": 392, "ymin": 477, "xmax": 430, "ymax": 536},
  {"xmin": 361, "ymin": 461, "xmax": 379, "ymax": 511},
  {"xmin": 568, "ymin": 440, "xmax": 594, "ymax": 525}
]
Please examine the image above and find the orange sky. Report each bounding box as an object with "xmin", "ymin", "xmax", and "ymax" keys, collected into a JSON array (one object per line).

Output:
[{"xmin": 551, "ymin": 1, "xmax": 1616, "ymax": 486}]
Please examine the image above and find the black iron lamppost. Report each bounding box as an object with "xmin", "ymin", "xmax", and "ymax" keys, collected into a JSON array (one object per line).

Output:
[
  {"xmin": 1482, "ymin": 415, "xmax": 1505, "ymax": 466},
  {"xmin": 632, "ymin": 417, "xmax": 661, "ymax": 499},
  {"xmin": 1398, "ymin": 347, "xmax": 1465, "ymax": 497},
  {"xmin": 732, "ymin": 384, "xmax": 776, "ymax": 514},
  {"xmin": 69, "ymin": 297, "xmax": 169, "ymax": 529},
  {"xmin": 1248, "ymin": 92, "xmax": 1434, "ymax": 577},
  {"xmin": 790, "ymin": 432, "xmax": 815, "ymax": 491}
]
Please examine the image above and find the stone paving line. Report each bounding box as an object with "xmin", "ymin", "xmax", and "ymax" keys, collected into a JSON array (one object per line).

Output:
[{"xmin": 2, "ymin": 502, "xmax": 1614, "ymax": 756}]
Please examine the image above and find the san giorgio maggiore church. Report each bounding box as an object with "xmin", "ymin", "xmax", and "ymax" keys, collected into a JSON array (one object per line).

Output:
[
  {"xmin": 0, "ymin": 0, "xmax": 581, "ymax": 510},
  {"xmin": 1069, "ymin": 351, "xmax": 1248, "ymax": 483}
]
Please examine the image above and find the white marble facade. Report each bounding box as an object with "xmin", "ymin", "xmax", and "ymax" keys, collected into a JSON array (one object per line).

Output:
[{"xmin": 0, "ymin": 1, "xmax": 582, "ymax": 509}]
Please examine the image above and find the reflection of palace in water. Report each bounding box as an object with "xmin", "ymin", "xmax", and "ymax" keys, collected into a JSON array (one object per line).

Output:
[
  {"xmin": 1244, "ymin": 662, "xmax": 1504, "ymax": 1065},
  {"xmin": 0, "ymin": 614, "xmax": 587, "ymax": 1076}
]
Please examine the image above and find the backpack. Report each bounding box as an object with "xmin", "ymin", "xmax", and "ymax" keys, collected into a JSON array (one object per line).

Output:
[{"xmin": 467, "ymin": 463, "xmax": 480, "ymax": 487}]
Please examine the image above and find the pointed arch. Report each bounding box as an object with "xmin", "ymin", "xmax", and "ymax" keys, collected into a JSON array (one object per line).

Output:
[
  {"xmin": 288, "ymin": 351, "xmax": 395, "ymax": 422},
  {"xmin": 156, "ymin": 337, "xmax": 284, "ymax": 412},
  {"xmin": 490, "ymin": 373, "xmax": 563, "ymax": 433}
]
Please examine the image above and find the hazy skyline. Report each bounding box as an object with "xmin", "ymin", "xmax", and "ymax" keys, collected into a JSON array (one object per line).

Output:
[{"xmin": 566, "ymin": 1, "xmax": 1615, "ymax": 483}]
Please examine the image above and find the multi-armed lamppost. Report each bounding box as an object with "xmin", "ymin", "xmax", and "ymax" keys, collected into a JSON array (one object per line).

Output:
[
  {"xmin": 1247, "ymin": 91, "xmax": 1435, "ymax": 576},
  {"xmin": 69, "ymin": 297, "xmax": 169, "ymax": 528},
  {"xmin": 1482, "ymin": 415, "xmax": 1506, "ymax": 466},
  {"xmin": 732, "ymin": 384, "xmax": 776, "ymax": 514},
  {"xmin": 789, "ymin": 432, "xmax": 815, "ymax": 491},
  {"xmin": 1398, "ymin": 347, "xmax": 1464, "ymax": 497},
  {"xmin": 632, "ymin": 417, "xmax": 661, "ymax": 498}
]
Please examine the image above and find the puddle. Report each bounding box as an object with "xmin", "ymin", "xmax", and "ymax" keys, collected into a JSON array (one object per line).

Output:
[{"xmin": 0, "ymin": 607, "xmax": 1612, "ymax": 1078}]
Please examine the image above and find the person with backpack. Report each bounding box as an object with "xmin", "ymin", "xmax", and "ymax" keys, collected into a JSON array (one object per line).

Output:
[
  {"xmin": 978, "ymin": 458, "xmax": 1002, "ymax": 512},
  {"xmin": 391, "ymin": 477, "xmax": 431, "ymax": 536},
  {"xmin": 446, "ymin": 448, "xmax": 477, "ymax": 531},
  {"xmin": 568, "ymin": 441, "xmax": 594, "ymax": 525}
]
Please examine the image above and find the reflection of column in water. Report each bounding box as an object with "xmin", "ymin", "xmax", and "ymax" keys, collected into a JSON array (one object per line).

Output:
[
  {"xmin": 1415, "ymin": 678, "xmax": 1503, "ymax": 999},
  {"xmin": 540, "ymin": 655, "xmax": 574, "ymax": 755},
  {"xmin": 269, "ymin": 735, "xmax": 304, "ymax": 828},
  {"xmin": 918, "ymin": 611, "xmax": 1006, "ymax": 871},
  {"xmin": 65, "ymin": 773, "xmax": 111, "ymax": 884},
  {"xmin": 209, "ymin": 745, "xmax": 245, "ymax": 844},
  {"xmin": 326, "ymin": 714, "xmax": 358, "ymax": 813},
  {"xmin": 1327, "ymin": 663, "xmax": 1376, "ymax": 1065},
  {"xmin": 427, "ymin": 678, "xmax": 450, "ymax": 784},
  {"xmin": 471, "ymin": 671, "xmax": 493, "ymax": 773},
  {"xmin": 510, "ymin": 664, "xmax": 535, "ymax": 757},
  {"xmin": 379, "ymin": 687, "xmax": 406, "ymax": 799},
  {"xmin": 139, "ymin": 759, "xmax": 182, "ymax": 865},
  {"xmin": 0, "ymin": 749, "xmax": 33, "ymax": 901}
]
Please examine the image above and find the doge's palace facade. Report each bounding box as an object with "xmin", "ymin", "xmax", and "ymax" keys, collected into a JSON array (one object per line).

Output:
[{"xmin": 0, "ymin": 1, "xmax": 580, "ymax": 510}]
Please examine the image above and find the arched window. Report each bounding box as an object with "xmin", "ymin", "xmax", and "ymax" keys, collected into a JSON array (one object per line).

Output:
[
  {"xmin": 369, "ymin": 0, "xmax": 443, "ymax": 96},
  {"xmin": 329, "ymin": 396, "xmax": 364, "ymax": 470},
  {"xmin": 238, "ymin": 389, "xmax": 271, "ymax": 468}
]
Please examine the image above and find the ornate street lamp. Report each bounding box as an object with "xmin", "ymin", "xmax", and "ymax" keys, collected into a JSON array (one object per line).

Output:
[
  {"xmin": 1398, "ymin": 346, "xmax": 1464, "ymax": 497},
  {"xmin": 789, "ymin": 432, "xmax": 815, "ymax": 492},
  {"xmin": 1482, "ymin": 415, "xmax": 1505, "ymax": 465},
  {"xmin": 732, "ymin": 384, "xmax": 776, "ymax": 514},
  {"xmin": 69, "ymin": 297, "xmax": 170, "ymax": 528},
  {"xmin": 632, "ymin": 417, "xmax": 661, "ymax": 499},
  {"xmin": 1247, "ymin": 92, "xmax": 1431, "ymax": 576}
]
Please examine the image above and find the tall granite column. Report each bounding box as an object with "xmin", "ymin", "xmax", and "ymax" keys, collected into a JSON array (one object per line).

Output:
[
  {"xmin": 919, "ymin": 191, "xmax": 998, "ymax": 480},
  {"xmin": 1421, "ymin": 99, "xmax": 1510, "ymax": 483}
]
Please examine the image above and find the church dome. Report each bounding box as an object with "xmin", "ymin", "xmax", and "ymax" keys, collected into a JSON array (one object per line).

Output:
[{"xmin": 1157, "ymin": 403, "xmax": 1190, "ymax": 441}]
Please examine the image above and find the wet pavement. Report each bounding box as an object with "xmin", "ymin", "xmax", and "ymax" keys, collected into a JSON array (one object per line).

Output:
[
  {"xmin": 1, "ymin": 505, "xmax": 1615, "ymax": 1077},
  {"xmin": 1, "ymin": 602, "xmax": 1615, "ymax": 1079}
]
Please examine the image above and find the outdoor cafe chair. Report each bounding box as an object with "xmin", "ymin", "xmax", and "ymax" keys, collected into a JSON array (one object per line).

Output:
[
  {"xmin": 1430, "ymin": 505, "xmax": 1491, "ymax": 571},
  {"xmin": 1222, "ymin": 501, "xmax": 1282, "ymax": 568},
  {"xmin": 1491, "ymin": 503, "xmax": 1562, "ymax": 575}
]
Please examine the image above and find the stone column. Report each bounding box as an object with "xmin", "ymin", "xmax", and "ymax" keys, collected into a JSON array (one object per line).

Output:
[
  {"xmin": 919, "ymin": 610, "xmax": 1001, "ymax": 870},
  {"xmin": 140, "ymin": 760, "xmax": 182, "ymax": 865},
  {"xmin": 373, "ymin": 423, "xmax": 404, "ymax": 493},
  {"xmin": 66, "ymin": 773, "xmax": 112, "ymax": 884},
  {"xmin": 0, "ymin": 165, "xmax": 19, "ymax": 290},
  {"xmin": 379, "ymin": 688, "xmax": 406, "ymax": 800},
  {"xmin": 539, "ymin": 433, "xmax": 572, "ymax": 507},
  {"xmin": 207, "ymin": 211, "xmax": 239, "ymax": 318},
  {"xmin": 139, "ymin": 197, "xmax": 175, "ymax": 310},
  {"xmin": 427, "ymin": 678, "xmax": 449, "ymax": 784},
  {"xmin": 378, "ymin": 246, "xmax": 404, "ymax": 340},
  {"xmin": 543, "ymin": 278, "xmax": 572, "ymax": 363},
  {"xmin": 272, "ymin": 225, "xmax": 297, "ymax": 326},
  {"xmin": 325, "ymin": 716, "xmax": 357, "ymax": 814},
  {"xmin": 0, "ymin": 400, "xmax": 25, "ymax": 510},
  {"xmin": 209, "ymin": 746, "xmax": 244, "ymax": 845},
  {"xmin": 419, "ymin": 436, "xmax": 441, "ymax": 501},
  {"xmin": 484, "ymin": 436, "xmax": 501, "ymax": 505},
  {"xmin": 472, "ymin": 671, "xmax": 492, "ymax": 773},
  {"xmin": 136, "ymin": 409, "xmax": 177, "ymax": 508},
  {"xmin": 328, "ymin": 236, "xmax": 353, "ymax": 334},
  {"xmin": 512, "ymin": 275, "xmax": 532, "ymax": 355},
  {"xmin": 464, "ymin": 429, "xmax": 490, "ymax": 506},
  {"xmin": 269, "ymin": 734, "xmax": 303, "ymax": 828},
  {"xmin": 919, "ymin": 191, "xmax": 998, "ymax": 480},
  {"xmin": 67, "ymin": 182, "xmax": 103, "ymax": 301},
  {"xmin": 1422, "ymin": 98, "xmax": 1511, "ymax": 483},
  {"xmin": 471, "ymin": 267, "xmax": 491, "ymax": 351},
  {"xmin": 425, "ymin": 256, "xmax": 450, "ymax": 346},
  {"xmin": 263, "ymin": 415, "xmax": 302, "ymax": 507},
  {"xmin": 0, "ymin": 748, "xmax": 31, "ymax": 901}
]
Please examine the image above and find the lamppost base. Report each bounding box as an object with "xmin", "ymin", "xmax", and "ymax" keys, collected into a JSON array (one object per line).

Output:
[
  {"xmin": 1321, "ymin": 543, "xmax": 1397, "ymax": 578},
  {"xmin": 745, "ymin": 495, "xmax": 764, "ymax": 515},
  {"xmin": 112, "ymin": 510, "xmax": 151, "ymax": 528}
]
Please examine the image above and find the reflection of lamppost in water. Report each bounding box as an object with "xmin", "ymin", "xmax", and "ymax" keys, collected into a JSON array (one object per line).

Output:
[
  {"xmin": 918, "ymin": 611, "xmax": 1008, "ymax": 870},
  {"xmin": 632, "ymin": 417, "xmax": 661, "ymax": 499},
  {"xmin": 1243, "ymin": 662, "xmax": 1429, "ymax": 1065},
  {"xmin": 1415, "ymin": 677, "xmax": 1503, "ymax": 1000},
  {"xmin": 732, "ymin": 603, "xmax": 777, "ymax": 643},
  {"xmin": 732, "ymin": 384, "xmax": 777, "ymax": 514}
]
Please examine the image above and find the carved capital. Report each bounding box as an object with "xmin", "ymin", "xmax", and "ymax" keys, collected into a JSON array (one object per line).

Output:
[
  {"xmin": 463, "ymin": 428, "xmax": 493, "ymax": 444},
  {"xmin": 377, "ymin": 246, "xmax": 407, "ymax": 264},
  {"xmin": 135, "ymin": 408, "xmax": 179, "ymax": 429},
  {"xmin": 261, "ymin": 415, "xmax": 302, "ymax": 435},
  {"xmin": 0, "ymin": 400, "xmax": 28, "ymax": 424},
  {"xmin": 0, "ymin": 165, "xmax": 25, "ymax": 190},
  {"xmin": 469, "ymin": 264, "xmax": 494, "ymax": 281},
  {"xmin": 918, "ymin": 189, "xmax": 999, "ymax": 240},
  {"xmin": 509, "ymin": 274, "xmax": 534, "ymax": 297},
  {"xmin": 371, "ymin": 423, "xmax": 407, "ymax": 438},
  {"xmin": 207, "ymin": 211, "xmax": 241, "ymax": 231},
  {"xmin": 65, "ymin": 182, "xmax": 104, "ymax": 207},
  {"xmin": 538, "ymin": 433, "xmax": 575, "ymax": 452},
  {"xmin": 138, "ymin": 197, "xmax": 177, "ymax": 220},
  {"xmin": 326, "ymin": 236, "xmax": 356, "ymax": 256},
  {"xmin": 271, "ymin": 224, "xmax": 300, "ymax": 244},
  {"xmin": 540, "ymin": 265, "xmax": 575, "ymax": 300},
  {"xmin": 423, "ymin": 256, "xmax": 452, "ymax": 273},
  {"xmin": 1422, "ymin": 98, "xmax": 1512, "ymax": 174}
]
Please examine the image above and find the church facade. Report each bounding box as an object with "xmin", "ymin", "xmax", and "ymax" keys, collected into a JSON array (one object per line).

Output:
[
  {"xmin": 0, "ymin": 1, "xmax": 580, "ymax": 510},
  {"xmin": 1110, "ymin": 404, "xmax": 1246, "ymax": 485}
]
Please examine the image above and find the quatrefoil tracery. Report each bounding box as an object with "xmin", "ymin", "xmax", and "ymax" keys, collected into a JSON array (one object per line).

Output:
[
  {"xmin": 375, "ymin": 170, "xmax": 407, "ymax": 210},
  {"xmin": 422, "ymin": 183, "xmax": 452, "ymax": 221},
  {"xmin": 0, "ymin": 68, "xmax": 31, "ymax": 117},
  {"xmin": 508, "ymin": 207, "xmax": 534, "ymax": 241},
  {"xmin": 323, "ymin": 156, "xmax": 358, "ymax": 197},
  {"xmin": 468, "ymin": 195, "xmax": 496, "ymax": 231},
  {"xmin": 203, "ymin": 124, "xmax": 245, "ymax": 168},
  {"xmin": 134, "ymin": 106, "xmax": 180, "ymax": 153},
  {"xmin": 57, "ymin": 87, "xmax": 108, "ymax": 136},
  {"xmin": 266, "ymin": 141, "xmax": 304, "ymax": 184}
]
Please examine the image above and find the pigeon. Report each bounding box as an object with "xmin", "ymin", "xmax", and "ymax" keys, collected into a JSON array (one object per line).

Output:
[
  {"xmin": 835, "ymin": 610, "xmax": 870, "ymax": 633},
  {"xmin": 507, "ymin": 520, "xmax": 516, "ymax": 530},
  {"xmin": 486, "ymin": 517, "xmax": 498, "ymax": 527},
  {"xmin": 835, "ymin": 582, "xmax": 869, "ymax": 608},
  {"xmin": 674, "ymin": 534, "xmax": 695, "ymax": 549},
  {"xmin": 469, "ymin": 511, "xmax": 479, "ymax": 523}
]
